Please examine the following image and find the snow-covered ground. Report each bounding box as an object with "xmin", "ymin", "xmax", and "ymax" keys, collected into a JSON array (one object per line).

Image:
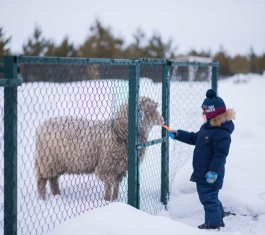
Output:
[{"xmin": 46, "ymin": 73, "xmax": 265, "ymax": 235}]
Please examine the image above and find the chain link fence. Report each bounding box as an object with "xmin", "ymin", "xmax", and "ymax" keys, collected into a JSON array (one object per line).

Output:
[
  {"xmin": 0, "ymin": 56, "xmax": 216, "ymax": 235},
  {"xmin": 0, "ymin": 85, "xmax": 3, "ymax": 231},
  {"xmin": 169, "ymin": 64, "xmax": 213, "ymax": 185}
]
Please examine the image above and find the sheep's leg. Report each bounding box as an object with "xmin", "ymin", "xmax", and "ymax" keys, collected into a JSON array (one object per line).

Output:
[
  {"xmin": 112, "ymin": 181, "xmax": 120, "ymax": 201},
  {"xmin": 49, "ymin": 176, "xmax": 60, "ymax": 196},
  {"xmin": 104, "ymin": 183, "xmax": 112, "ymax": 201},
  {"xmin": 37, "ymin": 178, "xmax": 47, "ymax": 200},
  {"xmin": 112, "ymin": 173, "xmax": 125, "ymax": 201}
]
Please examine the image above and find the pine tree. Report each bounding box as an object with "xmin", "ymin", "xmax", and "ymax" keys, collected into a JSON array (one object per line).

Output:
[
  {"xmin": 229, "ymin": 55, "xmax": 250, "ymax": 75},
  {"xmin": 146, "ymin": 33, "xmax": 174, "ymax": 58},
  {"xmin": 249, "ymin": 47, "xmax": 257, "ymax": 73},
  {"xmin": 213, "ymin": 47, "xmax": 232, "ymax": 77},
  {"xmin": 23, "ymin": 25, "xmax": 51, "ymax": 56},
  {"xmin": 0, "ymin": 27, "xmax": 11, "ymax": 58},
  {"xmin": 254, "ymin": 53, "xmax": 265, "ymax": 75},
  {"xmin": 45, "ymin": 37, "xmax": 77, "ymax": 57},
  {"xmin": 78, "ymin": 20, "xmax": 124, "ymax": 58},
  {"xmin": 125, "ymin": 28, "xmax": 148, "ymax": 58},
  {"xmin": 188, "ymin": 49, "xmax": 211, "ymax": 58}
]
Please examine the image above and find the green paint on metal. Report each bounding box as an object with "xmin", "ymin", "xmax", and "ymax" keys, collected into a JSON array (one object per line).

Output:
[
  {"xmin": 0, "ymin": 79, "xmax": 22, "ymax": 87},
  {"xmin": 17, "ymin": 56, "xmax": 218, "ymax": 67},
  {"xmin": 17, "ymin": 56, "xmax": 133, "ymax": 65},
  {"xmin": 137, "ymin": 138, "xmax": 166, "ymax": 149},
  {"xmin": 171, "ymin": 61, "xmax": 219, "ymax": 67},
  {"xmin": 128, "ymin": 62, "xmax": 140, "ymax": 209},
  {"xmin": 212, "ymin": 65, "xmax": 219, "ymax": 92},
  {"xmin": 161, "ymin": 61, "xmax": 170, "ymax": 206},
  {"xmin": 4, "ymin": 56, "xmax": 18, "ymax": 235}
]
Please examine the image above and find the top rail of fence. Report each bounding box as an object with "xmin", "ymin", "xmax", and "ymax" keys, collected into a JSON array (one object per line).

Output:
[
  {"xmin": 16, "ymin": 56, "xmax": 219, "ymax": 67},
  {"xmin": 170, "ymin": 61, "xmax": 219, "ymax": 67},
  {"xmin": 17, "ymin": 56, "xmax": 168, "ymax": 65}
]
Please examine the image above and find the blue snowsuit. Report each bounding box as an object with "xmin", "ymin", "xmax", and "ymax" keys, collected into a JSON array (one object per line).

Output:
[{"xmin": 176, "ymin": 109, "xmax": 235, "ymax": 226}]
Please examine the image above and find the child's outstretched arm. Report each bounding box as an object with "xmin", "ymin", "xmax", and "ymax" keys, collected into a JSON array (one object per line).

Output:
[
  {"xmin": 177, "ymin": 130, "xmax": 198, "ymax": 145},
  {"xmin": 162, "ymin": 124, "xmax": 198, "ymax": 145},
  {"xmin": 167, "ymin": 129, "xmax": 198, "ymax": 145}
]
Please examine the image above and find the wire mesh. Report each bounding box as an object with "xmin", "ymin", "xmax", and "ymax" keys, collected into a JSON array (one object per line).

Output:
[
  {"xmin": 16, "ymin": 62, "xmax": 132, "ymax": 235},
  {"xmin": 138, "ymin": 65, "xmax": 164, "ymax": 214},
  {"xmin": 169, "ymin": 65, "xmax": 212, "ymax": 185},
  {"xmin": 0, "ymin": 57, "xmax": 214, "ymax": 234},
  {"xmin": 0, "ymin": 87, "xmax": 3, "ymax": 230}
]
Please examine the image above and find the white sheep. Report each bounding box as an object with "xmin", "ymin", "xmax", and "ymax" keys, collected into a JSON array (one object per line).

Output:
[{"xmin": 34, "ymin": 96, "xmax": 164, "ymax": 201}]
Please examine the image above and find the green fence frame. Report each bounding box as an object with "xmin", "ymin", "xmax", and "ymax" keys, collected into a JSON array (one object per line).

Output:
[
  {"xmin": 0, "ymin": 55, "xmax": 219, "ymax": 234},
  {"xmin": 1, "ymin": 56, "xmax": 21, "ymax": 235}
]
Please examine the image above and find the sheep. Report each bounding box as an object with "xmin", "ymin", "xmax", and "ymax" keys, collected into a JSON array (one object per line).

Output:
[{"xmin": 34, "ymin": 96, "xmax": 164, "ymax": 201}]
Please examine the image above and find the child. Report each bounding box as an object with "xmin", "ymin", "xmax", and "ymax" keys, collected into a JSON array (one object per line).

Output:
[{"xmin": 168, "ymin": 88, "xmax": 235, "ymax": 230}]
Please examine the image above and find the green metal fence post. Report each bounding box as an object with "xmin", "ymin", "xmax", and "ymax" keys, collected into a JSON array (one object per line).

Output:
[
  {"xmin": 128, "ymin": 61, "xmax": 140, "ymax": 209},
  {"xmin": 3, "ymin": 56, "xmax": 18, "ymax": 235},
  {"xmin": 211, "ymin": 64, "xmax": 218, "ymax": 92},
  {"xmin": 161, "ymin": 60, "xmax": 170, "ymax": 206}
]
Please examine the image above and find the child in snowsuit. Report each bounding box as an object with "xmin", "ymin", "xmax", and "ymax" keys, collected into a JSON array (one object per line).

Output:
[{"xmin": 168, "ymin": 89, "xmax": 235, "ymax": 230}]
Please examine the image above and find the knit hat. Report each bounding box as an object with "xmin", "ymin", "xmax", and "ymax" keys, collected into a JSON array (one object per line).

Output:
[{"xmin": 202, "ymin": 89, "xmax": 226, "ymax": 119}]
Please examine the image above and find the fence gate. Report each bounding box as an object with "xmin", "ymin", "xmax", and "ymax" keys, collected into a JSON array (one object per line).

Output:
[{"xmin": 0, "ymin": 56, "xmax": 218, "ymax": 235}]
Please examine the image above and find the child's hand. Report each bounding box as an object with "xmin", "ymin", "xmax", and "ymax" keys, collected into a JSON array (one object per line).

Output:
[
  {"xmin": 205, "ymin": 171, "xmax": 218, "ymax": 184},
  {"xmin": 167, "ymin": 130, "xmax": 178, "ymax": 139}
]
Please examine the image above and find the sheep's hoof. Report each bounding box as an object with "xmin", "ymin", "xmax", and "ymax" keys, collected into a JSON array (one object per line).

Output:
[
  {"xmin": 38, "ymin": 194, "xmax": 46, "ymax": 200},
  {"xmin": 104, "ymin": 195, "xmax": 111, "ymax": 201},
  {"xmin": 52, "ymin": 191, "xmax": 60, "ymax": 196},
  {"xmin": 112, "ymin": 194, "xmax": 118, "ymax": 201}
]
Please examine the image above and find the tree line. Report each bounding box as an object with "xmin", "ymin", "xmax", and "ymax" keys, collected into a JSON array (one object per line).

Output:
[{"xmin": 1, "ymin": 20, "xmax": 265, "ymax": 77}]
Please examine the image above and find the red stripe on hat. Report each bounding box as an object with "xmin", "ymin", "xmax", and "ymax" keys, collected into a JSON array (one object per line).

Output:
[{"xmin": 205, "ymin": 106, "xmax": 226, "ymax": 119}]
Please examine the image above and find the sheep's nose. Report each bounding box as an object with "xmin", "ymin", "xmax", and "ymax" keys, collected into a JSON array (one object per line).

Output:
[{"xmin": 160, "ymin": 117, "xmax": 165, "ymax": 125}]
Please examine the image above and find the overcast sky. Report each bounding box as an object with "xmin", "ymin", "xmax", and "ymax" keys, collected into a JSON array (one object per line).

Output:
[{"xmin": 1, "ymin": 0, "xmax": 265, "ymax": 57}]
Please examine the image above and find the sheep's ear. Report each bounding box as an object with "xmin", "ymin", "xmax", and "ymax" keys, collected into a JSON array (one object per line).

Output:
[
  {"xmin": 139, "ymin": 97, "xmax": 158, "ymax": 111},
  {"xmin": 146, "ymin": 102, "xmax": 158, "ymax": 111}
]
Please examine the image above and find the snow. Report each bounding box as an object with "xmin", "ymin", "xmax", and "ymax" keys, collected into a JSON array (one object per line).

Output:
[
  {"xmin": 45, "ymin": 73, "xmax": 265, "ymax": 235},
  {"xmin": 1, "ymin": 72, "xmax": 265, "ymax": 235}
]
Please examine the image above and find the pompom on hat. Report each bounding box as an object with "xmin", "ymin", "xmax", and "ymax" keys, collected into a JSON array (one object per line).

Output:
[{"xmin": 202, "ymin": 89, "xmax": 226, "ymax": 119}]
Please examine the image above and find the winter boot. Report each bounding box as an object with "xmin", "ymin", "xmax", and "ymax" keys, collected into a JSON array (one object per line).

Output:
[
  {"xmin": 198, "ymin": 223, "xmax": 220, "ymax": 230},
  {"xmin": 220, "ymin": 219, "xmax": 225, "ymax": 227}
]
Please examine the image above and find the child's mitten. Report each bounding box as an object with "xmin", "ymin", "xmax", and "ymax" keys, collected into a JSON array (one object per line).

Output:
[
  {"xmin": 167, "ymin": 130, "xmax": 178, "ymax": 139},
  {"xmin": 205, "ymin": 171, "xmax": 218, "ymax": 184}
]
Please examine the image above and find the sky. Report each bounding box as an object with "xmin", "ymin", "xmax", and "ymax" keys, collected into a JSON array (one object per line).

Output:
[
  {"xmin": 45, "ymin": 73, "xmax": 265, "ymax": 235},
  {"xmin": 1, "ymin": 0, "xmax": 265, "ymax": 57}
]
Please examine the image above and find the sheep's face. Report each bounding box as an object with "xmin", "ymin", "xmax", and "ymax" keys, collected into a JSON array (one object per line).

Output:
[{"xmin": 139, "ymin": 97, "xmax": 164, "ymax": 131}]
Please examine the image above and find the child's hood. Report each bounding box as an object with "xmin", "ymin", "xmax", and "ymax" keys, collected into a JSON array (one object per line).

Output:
[{"xmin": 207, "ymin": 109, "xmax": 235, "ymax": 134}]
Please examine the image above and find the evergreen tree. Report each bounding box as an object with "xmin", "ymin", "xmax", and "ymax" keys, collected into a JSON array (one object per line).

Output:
[
  {"xmin": 23, "ymin": 25, "xmax": 51, "ymax": 56},
  {"xmin": 146, "ymin": 33, "xmax": 174, "ymax": 58},
  {"xmin": 249, "ymin": 47, "xmax": 258, "ymax": 73},
  {"xmin": 229, "ymin": 55, "xmax": 250, "ymax": 75},
  {"xmin": 126, "ymin": 30, "xmax": 176, "ymax": 59},
  {"xmin": 213, "ymin": 47, "xmax": 232, "ymax": 77},
  {"xmin": 125, "ymin": 28, "xmax": 149, "ymax": 58},
  {"xmin": 78, "ymin": 19, "xmax": 125, "ymax": 58},
  {"xmin": 45, "ymin": 37, "xmax": 77, "ymax": 57},
  {"xmin": 0, "ymin": 27, "xmax": 11, "ymax": 58},
  {"xmin": 188, "ymin": 49, "xmax": 211, "ymax": 58},
  {"xmin": 249, "ymin": 48, "xmax": 265, "ymax": 74},
  {"xmin": 254, "ymin": 53, "xmax": 265, "ymax": 74}
]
